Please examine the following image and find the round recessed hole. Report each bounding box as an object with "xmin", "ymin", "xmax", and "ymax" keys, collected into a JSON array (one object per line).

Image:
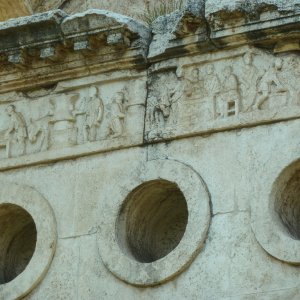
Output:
[
  {"xmin": 275, "ymin": 168, "xmax": 300, "ymax": 239},
  {"xmin": 117, "ymin": 179, "xmax": 188, "ymax": 263},
  {"xmin": 0, "ymin": 203, "xmax": 37, "ymax": 284}
]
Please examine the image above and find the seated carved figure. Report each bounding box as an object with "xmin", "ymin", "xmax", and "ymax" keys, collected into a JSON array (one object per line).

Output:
[{"xmin": 254, "ymin": 58, "xmax": 288, "ymax": 110}]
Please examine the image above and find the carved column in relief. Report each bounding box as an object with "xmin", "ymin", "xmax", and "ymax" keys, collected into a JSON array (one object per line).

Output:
[{"xmin": 49, "ymin": 94, "xmax": 78, "ymax": 149}]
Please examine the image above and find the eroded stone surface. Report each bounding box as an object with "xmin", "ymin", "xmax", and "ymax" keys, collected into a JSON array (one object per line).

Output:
[
  {"xmin": 0, "ymin": 3, "xmax": 300, "ymax": 300},
  {"xmin": 145, "ymin": 47, "xmax": 300, "ymax": 142}
]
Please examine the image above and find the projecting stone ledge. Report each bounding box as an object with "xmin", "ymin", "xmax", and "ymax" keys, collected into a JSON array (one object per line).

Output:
[
  {"xmin": 148, "ymin": 0, "xmax": 300, "ymax": 60},
  {"xmin": 0, "ymin": 9, "xmax": 151, "ymax": 92},
  {"xmin": 0, "ymin": 9, "xmax": 150, "ymax": 69},
  {"xmin": 206, "ymin": 0, "xmax": 300, "ymax": 29}
]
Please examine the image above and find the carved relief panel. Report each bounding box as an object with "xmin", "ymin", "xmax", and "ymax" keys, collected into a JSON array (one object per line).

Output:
[
  {"xmin": 0, "ymin": 74, "xmax": 146, "ymax": 168},
  {"xmin": 146, "ymin": 71, "xmax": 182, "ymax": 140},
  {"xmin": 145, "ymin": 47, "xmax": 300, "ymax": 141}
]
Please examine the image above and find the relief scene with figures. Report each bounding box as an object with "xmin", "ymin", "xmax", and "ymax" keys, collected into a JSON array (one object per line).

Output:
[
  {"xmin": 0, "ymin": 78, "xmax": 146, "ymax": 164},
  {"xmin": 145, "ymin": 48, "xmax": 300, "ymax": 141}
]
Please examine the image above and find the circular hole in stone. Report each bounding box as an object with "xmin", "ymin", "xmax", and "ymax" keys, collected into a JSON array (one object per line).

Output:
[
  {"xmin": 275, "ymin": 168, "xmax": 300, "ymax": 239},
  {"xmin": 0, "ymin": 204, "xmax": 37, "ymax": 284},
  {"xmin": 117, "ymin": 180, "xmax": 188, "ymax": 263}
]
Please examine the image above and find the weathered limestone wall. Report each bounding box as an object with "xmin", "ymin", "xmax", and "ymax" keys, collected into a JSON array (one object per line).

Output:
[{"xmin": 0, "ymin": 1, "xmax": 300, "ymax": 299}]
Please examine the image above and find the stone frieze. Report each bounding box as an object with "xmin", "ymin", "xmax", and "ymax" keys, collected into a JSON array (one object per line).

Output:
[
  {"xmin": 145, "ymin": 47, "xmax": 300, "ymax": 141},
  {"xmin": 0, "ymin": 74, "xmax": 146, "ymax": 170}
]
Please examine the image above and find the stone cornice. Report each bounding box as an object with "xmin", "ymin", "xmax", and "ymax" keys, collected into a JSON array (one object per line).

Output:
[
  {"xmin": 0, "ymin": 9, "xmax": 151, "ymax": 93},
  {"xmin": 0, "ymin": 4, "xmax": 299, "ymax": 91},
  {"xmin": 148, "ymin": 1, "xmax": 300, "ymax": 60}
]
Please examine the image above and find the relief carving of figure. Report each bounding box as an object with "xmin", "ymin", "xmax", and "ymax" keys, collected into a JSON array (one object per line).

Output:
[
  {"xmin": 151, "ymin": 84, "xmax": 182, "ymax": 128},
  {"xmin": 240, "ymin": 52, "xmax": 260, "ymax": 111},
  {"xmin": 28, "ymin": 112, "xmax": 52, "ymax": 152},
  {"xmin": 5, "ymin": 104, "xmax": 27, "ymax": 157},
  {"xmin": 203, "ymin": 64, "xmax": 221, "ymax": 120},
  {"xmin": 73, "ymin": 86, "xmax": 104, "ymax": 143},
  {"xmin": 107, "ymin": 91, "xmax": 127, "ymax": 138},
  {"xmin": 288, "ymin": 57, "xmax": 300, "ymax": 106},
  {"xmin": 203, "ymin": 64, "xmax": 221, "ymax": 97},
  {"xmin": 153, "ymin": 90, "xmax": 172, "ymax": 124},
  {"xmin": 253, "ymin": 58, "xmax": 288, "ymax": 110},
  {"xmin": 217, "ymin": 66, "xmax": 240, "ymax": 118},
  {"xmin": 184, "ymin": 68, "xmax": 203, "ymax": 99}
]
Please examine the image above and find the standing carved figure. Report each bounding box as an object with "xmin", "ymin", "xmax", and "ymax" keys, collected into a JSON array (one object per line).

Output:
[
  {"xmin": 240, "ymin": 52, "xmax": 259, "ymax": 111},
  {"xmin": 184, "ymin": 68, "xmax": 203, "ymax": 99},
  {"xmin": 203, "ymin": 64, "xmax": 221, "ymax": 119},
  {"xmin": 203, "ymin": 64, "xmax": 221, "ymax": 96},
  {"xmin": 254, "ymin": 58, "xmax": 288, "ymax": 110},
  {"xmin": 73, "ymin": 96, "xmax": 87, "ymax": 144},
  {"xmin": 73, "ymin": 86, "xmax": 104, "ymax": 143},
  {"xmin": 108, "ymin": 91, "xmax": 126, "ymax": 138},
  {"xmin": 219, "ymin": 66, "xmax": 240, "ymax": 118},
  {"xmin": 85, "ymin": 86, "xmax": 104, "ymax": 142},
  {"xmin": 5, "ymin": 104, "xmax": 27, "ymax": 157},
  {"xmin": 28, "ymin": 113, "xmax": 52, "ymax": 152}
]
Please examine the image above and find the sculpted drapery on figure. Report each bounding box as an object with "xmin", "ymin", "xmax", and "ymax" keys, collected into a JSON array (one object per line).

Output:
[
  {"xmin": 108, "ymin": 91, "xmax": 127, "ymax": 138},
  {"xmin": 0, "ymin": 50, "xmax": 299, "ymax": 159},
  {"xmin": 184, "ymin": 68, "xmax": 203, "ymax": 99},
  {"xmin": 28, "ymin": 113, "xmax": 52, "ymax": 152},
  {"xmin": 240, "ymin": 52, "xmax": 260, "ymax": 112},
  {"xmin": 73, "ymin": 86, "xmax": 104, "ymax": 143},
  {"xmin": 5, "ymin": 104, "xmax": 27, "ymax": 158}
]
